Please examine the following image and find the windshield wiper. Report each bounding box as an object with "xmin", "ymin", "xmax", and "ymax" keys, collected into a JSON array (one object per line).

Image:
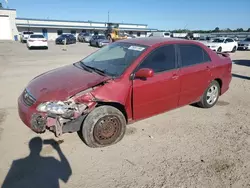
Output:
[
  {"xmin": 80, "ymin": 62, "xmax": 107, "ymax": 76},
  {"xmin": 78, "ymin": 62, "xmax": 93, "ymax": 73}
]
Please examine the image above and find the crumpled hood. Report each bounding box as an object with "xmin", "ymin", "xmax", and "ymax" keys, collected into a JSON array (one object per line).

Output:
[{"xmin": 26, "ymin": 64, "xmax": 110, "ymax": 102}]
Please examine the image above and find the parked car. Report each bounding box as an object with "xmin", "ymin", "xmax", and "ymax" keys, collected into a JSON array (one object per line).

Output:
[
  {"xmin": 237, "ymin": 37, "xmax": 250, "ymax": 50},
  {"xmin": 55, "ymin": 34, "xmax": 76, "ymax": 45},
  {"xmin": 18, "ymin": 37, "xmax": 232, "ymax": 148},
  {"xmin": 26, "ymin": 34, "xmax": 48, "ymax": 50},
  {"xmin": 20, "ymin": 31, "xmax": 34, "ymax": 43},
  {"xmin": 89, "ymin": 35, "xmax": 110, "ymax": 47},
  {"xmin": 78, "ymin": 32, "xmax": 93, "ymax": 42},
  {"xmin": 149, "ymin": 31, "xmax": 171, "ymax": 38},
  {"xmin": 205, "ymin": 37, "xmax": 238, "ymax": 52}
]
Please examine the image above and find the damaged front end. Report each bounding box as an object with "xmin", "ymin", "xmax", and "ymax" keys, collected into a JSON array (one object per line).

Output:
[{"xmin": 31, "ymin": 91, "xmax": 97, "ymax": 137}]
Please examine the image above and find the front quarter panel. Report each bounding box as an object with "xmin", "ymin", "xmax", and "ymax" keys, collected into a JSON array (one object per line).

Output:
[{"xmin": 91, "ymin": 78, "xmax": 133, "ymax": 119}]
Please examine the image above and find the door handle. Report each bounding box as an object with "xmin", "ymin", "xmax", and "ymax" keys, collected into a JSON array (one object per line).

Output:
[{"xmin": 172, "ymin": 74, "xmax": 179, "ymax": 80}]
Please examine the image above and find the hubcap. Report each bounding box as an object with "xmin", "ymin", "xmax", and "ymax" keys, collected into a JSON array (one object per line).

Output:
[
  {"xmin": 93, "ymin": 115, "xmax": 122, "ymax": 145},
  {"xmin": 206, "ymin": 85, "xmax": 219, "ymax": 105}
]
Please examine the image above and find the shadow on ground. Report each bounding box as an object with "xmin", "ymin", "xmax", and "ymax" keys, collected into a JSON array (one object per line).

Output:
[
  {"xmin": 1, "ymin": 137, "xmax": 72, "ymax": 188},
  {"xmin": 232, "ymin": 73, "xmax": 250, "ymax": 80},
  {"xmin": 233, "ymin": 59, "xmax": 250, "ymax": 67}
]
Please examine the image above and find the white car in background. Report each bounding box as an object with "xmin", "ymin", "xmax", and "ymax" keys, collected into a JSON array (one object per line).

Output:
[
  {"xmin": 20, "ymin": 31, "xmax": 34, "ymax": 43},
  {"xmin": 205, "ymin": 37, "xmax": 238, "ymax": 53},
  {"xmin": 149, "ymin": 31, "xmax": 171, "ymax": 38},
  {"xmin": 26, "ymin": 34, "xmax": 48, "ymax": 50}
]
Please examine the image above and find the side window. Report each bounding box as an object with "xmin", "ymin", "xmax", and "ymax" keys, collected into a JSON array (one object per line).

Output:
[
  {"xmin": 179, "ymin": 44, "xmax": 206, "ymax": 67},
  {"xmin": 138, "ymin": 45, "xmax": 176, "ymax": 73},
  {"xmin": 226, "ymin": 38, "xmax": 234, "ymax": 42}
]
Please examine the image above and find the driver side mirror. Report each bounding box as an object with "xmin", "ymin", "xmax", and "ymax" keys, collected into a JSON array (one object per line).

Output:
[{"xmin": 134, "ymin": 68, "xmax": 154, "ymax": 79}]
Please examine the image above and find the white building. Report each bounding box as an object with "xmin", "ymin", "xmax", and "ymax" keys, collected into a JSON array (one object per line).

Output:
[{"xmin": 0, "ymin": 8, "xmax": 157, "ymax": 41}]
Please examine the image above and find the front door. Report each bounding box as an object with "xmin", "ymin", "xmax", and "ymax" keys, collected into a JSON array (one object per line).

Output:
[
  {"xmin": 132, "ymin": 44, "xmax": 181, "ymax": 120},
  {"xmin": 224, "ymin": 38, "xmax": 235, "ymax": 52},
  {"xmin": 177, "ymin": 44, "xmax": 212, "ymax": 106}
]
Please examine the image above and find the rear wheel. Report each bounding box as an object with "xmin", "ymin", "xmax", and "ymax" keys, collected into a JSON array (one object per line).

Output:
[
  {"xmin": 231, "ymin": 46, "xmax": 237, "ymax": 53},
  {"xmin": 198, "ymin": 80, "xmax": 220, "ymax": 108},
  {"xmin": 79, "ymin": 105, "xmax": 126, "ymax": 148}
]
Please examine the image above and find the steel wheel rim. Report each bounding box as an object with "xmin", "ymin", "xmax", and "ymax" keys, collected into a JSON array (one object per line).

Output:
[
  {"xmin": 206, "ymin": 85, "xmax": 219, "ymax": 105},
  {"xmin": 93, "ymin": 115, "xmax": 122, "ymax": 145}
]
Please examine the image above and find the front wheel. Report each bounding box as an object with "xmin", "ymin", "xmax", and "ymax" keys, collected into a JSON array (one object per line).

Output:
[
  {"xmin": 79, "ymin": 106, "xmax": 126, "ymax": 148},
  {"xmin": 198, "ymin": 80, "xmax": 220, "ymax": 108},
  {"xmin": 108, "ymin": 35, "xmax": 112, "ymax": 43}
]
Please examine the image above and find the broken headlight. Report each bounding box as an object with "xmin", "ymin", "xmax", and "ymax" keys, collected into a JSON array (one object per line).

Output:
[{"xmin": 36, "ymin": 101, "xmax": 72, "ymax": 115}]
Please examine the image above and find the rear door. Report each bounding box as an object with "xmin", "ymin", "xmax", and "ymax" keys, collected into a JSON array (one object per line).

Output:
[
  {"xmin": 132, "ymin": 44, "xmax": 181, "ymax": 120},
  {"xmin": 177, "ymin": 44, "xmax": 212, "ymax": 106}
]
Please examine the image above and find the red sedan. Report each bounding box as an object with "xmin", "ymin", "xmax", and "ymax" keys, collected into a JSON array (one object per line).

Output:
[{"xmin": 18, "ymin": 37, "xmax": 232, "ymax": 147}]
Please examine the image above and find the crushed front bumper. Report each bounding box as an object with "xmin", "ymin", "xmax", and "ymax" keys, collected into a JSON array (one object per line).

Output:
[{"xmin": 18, "ymin": 96, "xmax": 86, "ymax": 137}]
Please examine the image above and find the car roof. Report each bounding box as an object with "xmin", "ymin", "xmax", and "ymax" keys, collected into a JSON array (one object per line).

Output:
[{"xmin": 120, "ymin": 37, "xmax": 192, "ymax": 46}]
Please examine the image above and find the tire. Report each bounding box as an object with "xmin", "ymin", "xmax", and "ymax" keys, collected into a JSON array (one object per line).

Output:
[
  {"xmin": 231, "ymin": 46, "xmax": 237, "ymax": 53},
  {"xmin": 198, "ymin": 80, "xmax": 220, "ymax": 108},
  {"xmin": 217, "ymin": 47, "xmax": 222, "ymax": 52},
  {"xmin": 108, "ymin": 35, "xmax": 112, "ymax": 43},
  {"xmin": 79, "ymin": 105, "xmax": 126, "ymax": 148}
]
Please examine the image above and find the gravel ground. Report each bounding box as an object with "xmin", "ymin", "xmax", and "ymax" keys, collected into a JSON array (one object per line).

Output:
[{"xmin": 0, "ymin": 41, "xmax": 249, "ymax": 188}]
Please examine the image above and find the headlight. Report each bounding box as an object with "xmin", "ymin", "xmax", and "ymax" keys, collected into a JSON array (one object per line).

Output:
[{"xmin": 36, "ymin": 101, "xmax": 70, "ymax": 115}]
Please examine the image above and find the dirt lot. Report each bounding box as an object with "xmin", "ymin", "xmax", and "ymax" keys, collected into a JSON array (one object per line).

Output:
[{"xmin": 0, "ymin": 41, "xmax": 249, "ymax": 188}]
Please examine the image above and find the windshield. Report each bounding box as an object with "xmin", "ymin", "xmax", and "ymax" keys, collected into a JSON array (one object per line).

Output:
[
  {"xmin": 98, "ymin": 36, "xmax": 106, "ymax": 39},
  {"xmin": 212, "ymin": 38, "xmax": 224, "ymax": 43},
  {"xmin": 244, "ymin": 38, "xmax": 250, "ymax": 41},
  {"xmin": 30, "ymin": 35, "xmax": 44, "ymax": 38},
  {"xmin": 60, "ymin": 34, "xmax": 70, "ymax": 38},
  {"xmin": 24, "ymin": 31, "xmax": 34, "ymax": 34},
  {"xmin": 80, "ymin": 42, "xmax": 148, "ymax": 77}
]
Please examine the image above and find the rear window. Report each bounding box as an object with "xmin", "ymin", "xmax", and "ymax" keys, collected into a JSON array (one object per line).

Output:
[
  {"xmin": 30, "ymin": 35, "xmax": 44, "ymax": 38},
  {"xmin": 23, "ymin": 31, "xmax": 34, "ymax": 34}
]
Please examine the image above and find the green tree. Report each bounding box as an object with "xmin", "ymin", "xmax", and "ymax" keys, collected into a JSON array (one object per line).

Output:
[
  {"xmin": 247, "ymin": 28, "xmax": 250, "ymax": 32},
  {"xmin": 236, "ymin": 28, "xmax": 244, "ymax": 32},
  {"xmin": 214, "ymin": 27, "xmax": 220, "ymax": 32}
]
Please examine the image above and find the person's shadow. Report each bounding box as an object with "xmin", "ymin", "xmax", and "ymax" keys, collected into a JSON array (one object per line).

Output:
[{"xmin": 1, "ymin": 137, "xmax": 72, "ymax": 188}]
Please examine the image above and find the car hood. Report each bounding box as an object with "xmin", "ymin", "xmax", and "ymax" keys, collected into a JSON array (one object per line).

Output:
[
  {"xmin": 26, "ymin": 64, "xmax": 111, "ymax": 102},
  {"xmin": 98, "ymin": 39, "xmax": 109, "ymax": 43},
  {"xmin": 206, "ymin": 42, "xmax": 222, "ymax": 46},
  {"xmin": 238, "ymin": 41, "xmax": 250, "ymax": 45}
]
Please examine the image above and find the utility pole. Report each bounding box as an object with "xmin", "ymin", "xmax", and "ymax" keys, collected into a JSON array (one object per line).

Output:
[{"xmin": 108, "ymin": 11, "xmax": 110, "ymax": 23}]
